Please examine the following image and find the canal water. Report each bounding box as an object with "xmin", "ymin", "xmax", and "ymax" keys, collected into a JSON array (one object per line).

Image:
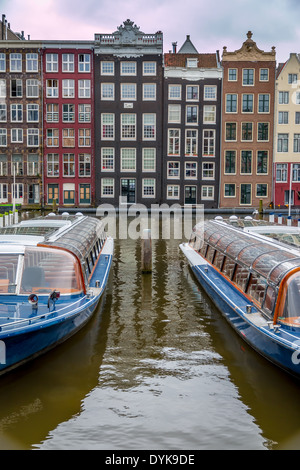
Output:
[{"xmin": 0, "ymin": 214, "xmax": 299, "ymax": 450}]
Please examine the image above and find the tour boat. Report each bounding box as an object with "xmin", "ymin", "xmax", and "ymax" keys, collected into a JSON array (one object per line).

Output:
[
  {"xmin": 180, "ymin": 217, "xmax": 300, "ymax": 378},
  {"xmin": 0, "ymin": 213, "xmax": 113, "ymax": 375}
]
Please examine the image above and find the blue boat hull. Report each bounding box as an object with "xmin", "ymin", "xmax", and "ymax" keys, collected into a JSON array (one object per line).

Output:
[
  {"xmin": 185, "ymin": 256, "xmax": 300, "ymax": 379},
  {"xmin": 0, "ymin": 249, "xmax": 113, "ymax": 375}
]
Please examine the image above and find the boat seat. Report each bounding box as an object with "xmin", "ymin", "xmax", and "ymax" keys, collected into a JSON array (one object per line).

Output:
[{"xmin": 21, "ymin": 266, "xmax": 46, "ymax": 292}]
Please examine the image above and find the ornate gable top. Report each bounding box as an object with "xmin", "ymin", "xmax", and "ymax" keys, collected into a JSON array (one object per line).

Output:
[
  {"xmin": 94, "ymin": 19, "xmax": 163, "ymax": 48},
  {"xmin": 222, "ymin": 31, "xmax": 275, "ymax": 61}
]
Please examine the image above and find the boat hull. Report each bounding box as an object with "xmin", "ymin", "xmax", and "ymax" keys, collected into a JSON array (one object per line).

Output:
[{"xmin": 180, "ymin": 243, "xmax": 300, "ymax": 379}]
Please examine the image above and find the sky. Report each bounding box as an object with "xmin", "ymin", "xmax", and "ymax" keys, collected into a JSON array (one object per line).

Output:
[{"xmin": 1, "ymin": 0, "xmax": 300, "ymax": 63}]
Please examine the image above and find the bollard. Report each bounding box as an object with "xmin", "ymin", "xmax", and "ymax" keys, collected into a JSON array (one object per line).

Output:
[
  {"xmin": 14, "ymin": 210, "xmax": 18, "ymax": 224},
  {"xmin": 0, "ymin": 214, "xmax": 3, "ymax": 228},
  {"xmin": 278, "ymin": 214, "xmax": 282, "ymax": 224},
  {"xmin": 269, "ymin": 212, "xmax": 274, "ymax": 223},
  {"xmin": 141, "ymin": 229, "xmax": 152, "ymax": 273},
  {"xmin": 287, "ymin": 216, "xmax": 292, "ymax": 226}
]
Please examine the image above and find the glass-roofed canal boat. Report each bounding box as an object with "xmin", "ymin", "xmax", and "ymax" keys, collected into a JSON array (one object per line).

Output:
[
  {"xmin": 180, "ymin": 216, "xmax": 300, "ymax": 378},
  {"xmin": 0, "ymin": 213, "xmax": 113, "ymax": 375}
]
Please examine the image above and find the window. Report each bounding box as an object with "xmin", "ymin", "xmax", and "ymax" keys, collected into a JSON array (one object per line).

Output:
[
  {"xmin": 204, "ymin": 86, "xmax": 217, "ymax": 100},
  {"xmin": 185, "ymin": 162, "xmax": 197, "ymax": 179},
  {"xmin": 11, "ymin": 79, "xmax": 22, "ymax": 97},
  {"xmin": 186, "ymin": 105, "xmax": 198, "ymax": 124},
  {"xmin": 121, "ymin": 114, "xmax": 136, "ymax": 140},
  {"xmin": 10, "ymin": 53, "xmax": 22, "ymax": 72},
  {"xmin": 63, "ymin": 154, "xmax": 75, "ymax": 176},
  {"xmin": 26, "ymin": 53, "xmax": 38, "ymax": 72},
  {"xmin": 121, "ymin": 148, "xmax": 136, "ymax": 171},
  {"xmin": 79, "ymin": 153, "xmax": 91, "ymax": 176},
  {"xmin": 242, "ymin": 94, "xmax": 253, "ymax": 113},
  {"xmin": 46, "ymin": 54, "xmax": 58, "ymax": 72},
  {"xmin": 143, "ymin": 83, "xmax": 156, "ymax": 100},
  {"xmin": 78, "ymin": 80, "xmax": 90, "ymax": 98},
  {"xmin": 257, "ymin": 123, "xmax": 269, "ymax": 141},
  {"xmin": 0, "ymin": 130, "xmax": 7, "ymax": 146},
  {"xmin": 279, "ymin": 91, "xmax": 289, "ymax": 104},
  {"xmin": 47, "ymin": 153, "xmax": 59, "ymax": 177},
  {"xmin": 226, "ymin": 94, "xmax": 237, "ymax": 113},
  {"xmin": 225, "ymin": 123, "xmax": 237, "ymax": 141},
  {"xmin": 78, "ymin": 128, "xmax": 91, "ymax": 147},
  {"xmin": 78, "ymin": 104, "xmax": 91, "ymax": 122},
  {"xmin": 0, "ymin": 53, "xmax": 6, "ymax": 72},
  {"xmin": 202, "ymin": 186, "xmax": 214, "ymax": 200},
  {"xmin": 256, "ymin": 184, "xmax": 268, "ymax": 197},
  {"xmin": 0, "ymin": 183, "xmax": 7, "ymax": 201},
  {"xmin": 243, "ymin": 69, "xmax": 254, "ymax": 85},
  {"xmin": 48, "ymin": 184, "xmax": 59, "ymax": 203},
  {"xmin": 203, "ymin": 105, "xmax": 216, "ymax": 123},
  {"xmin": 121, "ymin": 83, "xmax": 136, "ymax": 100},
  {"xmin": 143, "ymin": 62, "xmax": 156, "ymax": 75},
  {"xmin": 11, "ymin": 104, "xmax": 23, "ymax": 122},
  {"xmin": 294, "ymin": 133, "xmax": 300, "ymax": 152},
  {"xmin": 186, "ymin": 58, "xmax": 197, "ymax": 68},
  {"xmin": 293, "ymin": 164, "xmax": 300, "ymax": 182},
  {"xmin": 202, "ymin": 162, "xmax": 215, "ymax": 179},
  {"xmin": 278, "ymin": 111, "xmax": 288, "ymax": 124},
  {"xmin": 168, "ymin": 129, "xmax": 180, "ymax": 155},
  {"xmin": 12, "ymin": 154, "xmax": 23, "ymax": 175},
  {"xmin": 168, "ymin": 85, "xmax": 181, "ymax": 100},
  {"xmin": 186, "ymin": 86, "xmax": 199, "ymax": 101},
  {"xmin": 240, "ymin": 184, "xmax": 252, "ymax": 205},
  {"xmin": 0, "ymin": 104, "xmax": 6, "ymax": 122},
  {"xmin": 143, "ymin": 114, "xmax": 156, "ymax": 140},
  {"xmin": 46, "ymin": 129, "xmax": 59, "ymax": 147},
  {"xmin": 185, "ymin": 129, "xmax": 197, "ymax": 156},
  {"xmin": 101, "ymin": 61, "xmax": 114, "ymax": 75},
  {"xmin": 167, "ymin": 162, "xmax": 180, "ymax": 178},
  {"xmin": 62, "ymin": 128, "xmax": 75, "ymax": 147},
  {"xmin": 62, "ymin": 104, "xmax": 75, "ymax": 122},
  {"xmin": 276, "ymin": 163, "xmax": 287, "ymax": 182},
  {"xmin": 46, "ymin": 104, "xmax": 59, "ymax": 122},
  {"xmin": 0, "ymin": 79, "xmax": 6, "ymax": 98},
  {"xmin": 11, "ymin": 128, "xmax": 23, "ymax": 143},
  {"xmin": 27, "ymin": 155, "xmax": 39, "ymax": 176},
  {"xmin": 0, "ymin": 156, "xmax": 7, "ymax": 176},
  {"xmin": 12, "ymin": 183, "xmax": 23, "ymax": 200},
  {"xmin": 101, "ymin": 83, "xmax": 114, "ymax": 100},
  {"xmin": 121, "ymin": 62, "xmax": 136, "ymax": 75},
  {"xmin": 142, "ymin": 148, "xmax": 156, "ymax": 172},
  {"xmin": 257, "ymin": 151, "xmax": 268, "ymax": 174},
  {"xmin": 241, "ymin": 122, "xmax": 253, "ymax": 141},
  {"xmin": 228, "ymin": 68, "xmax": 237, "ymax": 81},
  {"xmin": 258, "ymin": 94, "xmax": 270, "ymax": 113},
  {"xmin": 167, "ymin": 185, "xmax": 179, "ymax": 199},
  {"xmin": 203, "ymin": 130, "xmax": 215, "ymax": 156},
  {"xmin": 225, "ymin": 150, "xmax": 236, "ymax": 174},
  {"xmin": 101, "ymin": 178, "xmax": 114, "ymax": 197},
  {"xmin": 296, "ymin": 112, "xmax": 300, "ymax": 124},
  {"xmin": 46, "ymin": 79, "xmax": 58, "ymax": 98},
  {"xmin": 277, "ymin": 133, "xmax": 288, "ymax": 152},
  {"xmin": 260, "ymin": 69, "xmax": 269, "ymax": 81},
  {"xmin": 101, "ymin": 113, "xmax": 114, "ymax": 140},
  {"xmin": 62, "ymin": 54, "xmax": 74, "ymax": 72},
  {"xmin": 288, "ymin": 73, "xmax": 297, "ymax": 84},
  {"xmin": 142, "ymin": 178, "xmax": 155, "ymax": 197},
  {"xmin": 62, "ymin": 79, "xmax": 75, "ymax": 98},
  {"xmin": 295, "ymin": 92, "xmax": 300, "ymax": 105},
  {"xmin": 27, "ymin": 104, "xmax": 39, "ymax": 122},
  {"xmin": 26, "ymin": 79, "xmax": 38, "ymax": 98},
  {"xmin": 79, "ymin": 184, "xmax": 91, "ymax": 204},
  {"xmin": 78, "ymin": 54, "xmax": 90, "ymax": 72},
  {"xmin": 241, "ymin": 150, "xmax": 252, "ymax": 174},
  {"xmin": 168, "ymin": 105, "xmax": 181, "ymax": 123},
  {"xmin": 27, "ymin": 129, "xmax": 39, "ymax": 147},
  {"xmin": 101, "ymin": 148, "xmax": 114, "ymax": 172}
]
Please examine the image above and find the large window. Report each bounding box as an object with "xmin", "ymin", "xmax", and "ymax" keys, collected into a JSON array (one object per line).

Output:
[
  {"xmin": 101, "ymin": 148, "xmax": 114, "ymax": 172},
  {"xmin": 241, "ymin": 150, "xmax": 252, "ymax": 174},
  {"xmin": 26, "ymin": 79, "xmax": 39, "ymax": 98},
  {"xmin": 203, "ymin": 106, "xmax": 216, "ymax": 123},
  {"xmin": 257, "ymin": 123, "xmax": 269, "ymax": 141},
  {"xmin": 242, "ymin": 94, "xmax": 253, "ymax": 113},
  {"xmin": 78, "ymin": 104, "xmax": 91, "ymax": 122},
  {"xmin": 277, "ymin": 133, "xmax": 288, "ymax": 152},
  {"xmin": 46, "ymin": 54, "xmax": 58, "ymax": 72},
  {"xmin": 121, "ymin": 148, "xmax": 136, "ymax": 171},
  {"xmin": 11, "ymin": 104, "xmax": 23, "ymax": 122},
  {"xmin": 142, "ymin": 148, "xmax": 156, "ymax": 172},
  {"xmin": 121, "ymin": 83, "xmax": 136, "ymax": 100},
  {"xmin": 276, "ymin": 163, "xmax": 287, "ymax": 182},
  {"xmin": 27, "ymin": 129, "xmax": 39, "ymax": 147},
  {"xmin": 63, "ymin": 153, "xmax": 75, "ymax": 176},
  {"xmin": 79, "ymin": 153, "xmax": 91, "ymax": 176},
  {"xmin": 226, "ymin": 94, "xmax": 237, "ymax": 113},
  {"xmin": 47, "ymin": 153, "xmax": 59, "ymax": 177},
  {"xmin": 143, "ymin": 114, "xmax": 156, "ymax": 140},
  {"xmin": 78, "ymin": 129, "xmax": 91, "ymax": 147},
  {"xmin": 142, "ymin": 179, "xmax": 155, "ymax": 197},
  {"xmin": 62, "ymin": 104, "xmax": 75, "ymax": 122},
  {"xmin": 225, "ymin": 123, "xmax": 237, "ymax": 141},
  {"xmin": 186, "ymin": 105, "xmax": 198, "ymax": 124},
  {"xmin": 185, "ymin": 130, "xmax": 197, "ymax": 156},
  {"xmin": 62, "ymin": 79, "xmax": 75, "ymax": 98},
  {"xmin": 203, "ymin": 130, "xmax": 215, "ymax": 157},
  {"xmin": 11, "ymin": 79, "xmax": 22, "ymax": 97},
  {"xmin": 225, "ymin": 150, "xmax": 236, "ymax": 174},
  {"xmin": 78, "ymin": 54, "xmax": 90, "ymax": 72},
  {"xmin": 78, "ymin": 80, "xmax": 90, "ymax": 98},
  {"xmin": 101, "ymin": 83, "xmax": 114, "ymax": 100},
  {"xmin": 101, "ymin": 178, "xmax": 114, "ymax": 197},
  {"xmin": 62, "ymin": 54, "xmax": 74, "ymax": 72},
  {"xmin": 168, "ymin": 129, "xmax": 180, "ymax": 155},
  {"xmin": 168, "ymin": 105, "xmax": 181, "ymax": 123},
  {"xmin": 240, "ymin": 184, "xmax": 252, "ymax": 205},
  {"xmin": 121, "ymin": 62, "xmax": 136, "ymax": 75},
  {"xmin": 10, "ymin": 53, "xmax": 22, "ymax": 72},
  {"xmin": 167, "ymin": 162, "xmax": 180, "ymax": 178},
  {"xmin": 257, "ymin": 151, "xmax": 268, "ymax": 174},
  {"xmin": 27, "ymin": 104, "xmax": 39, "ymax": 122},
  {"xmin": 46, "ymin": 79, "xmax": 58, "ymax": 98},
  {"xmin": 46, "ymin": 104, "xmax": 59, "ymax": 122},
  {"xmin": 258, "ymin": 94, "xmax": 270, "ymax": 113},
  {"xmin": 62, "ymin": 128, "xmax": 75, "ymax": 147},
  {"xmin": 121, "ymin": 114, "xmax": 136, "ymax": 140},
  {"xmin": 101, "ymin": 114, "xmax": 114, "ymax": 140},
  {"xmin": 47, "ymin": 129, "xmax": 59, "ymax": 147},
  {"xmin": 243, "ymin": 69, "xmax": 254, "ymax": 85},
  {"xmin": 26, "ymin": 53, "xmax": 38, "ymax": 72}
]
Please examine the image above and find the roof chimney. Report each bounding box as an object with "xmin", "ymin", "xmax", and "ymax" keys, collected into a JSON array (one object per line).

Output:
[{"xmin": 172, "ymin": 42, "xmax": 177, "ymax": 53}]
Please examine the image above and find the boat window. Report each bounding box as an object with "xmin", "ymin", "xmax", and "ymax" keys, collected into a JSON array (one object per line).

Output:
[
  {"xmin": 246, "ymin": 273, "xmax": 267, "ymax": 306},
  {"xmin": 222, "ymin": 257, "xmax": 236, "ymax": 280},
  {"xmin": 0, "ymin": 254, "xmax": 20, "ymax": 293},
  {"xmin": 206, "ymin": 246, "xmax": 215, "ymax": 263},
  {"xmin": 278, "ymin": 273, "xmax": 300, "ymax": 326},
  {"xmin": 199, "ymin": 241, "xmax": 208, "ymax": 256},
  {"xmin": 233, "ymin": 265, "xmax": 249, "ymax": 291},
  {"xmin": 20, "ymin": 247, "xmax": 84, "ymax": 294},
  {"xmin": 213, "ymin": 251, "xmax": 224, "ymax": 270},
  {"xmin": 263, "ymin": 286, "xmax": 276, "ymax": 315}
]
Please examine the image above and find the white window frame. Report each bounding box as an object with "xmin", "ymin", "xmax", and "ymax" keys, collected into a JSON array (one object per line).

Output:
[
  {"xmin": 101, "ymin": 178, "xmax": 114, "ymax": 197},
  {"xmin": 10, "ymin": 53, "xmax": 22, "ymax": 72},
  {"xmin": 121, "ymin": 83, "xmax": 136, "ymax": 101},
  {"xmin": 101, "ymin": 83, "xmax": 114, "ymax": 100},
  {"xmin": 26, "ymin": 79, "xmax": 39, "ymax": 98},
  {"xmin": 143, "ymin": 114, "xmax": 156, "ymax": 141},
  {"xmin": 78, "ymin": 79, "xmax": 90, "ymax": 98},
  {"xmin": 26, "ymin": 53, "xmax": 38, "ymax": 72},
  {"xmin": 167, "ymin": 185, "xmax": 180, "ymax": 199},
  {"xmin": 62, "ymin": 54, "xmax": 74, "ymax": 72},
  {"xmin": 27, "ymin": 129, "xmax": 39, "ymax": 147},
  {"xmin": 62, "ymin": 79, "xmax": 75, "ymax": 98},
  {"xmin": 78, "ymin": 54, "xmax": 91, "ymax": 73},
  {"xmin": 120, "ymin": 61, "xmax": 136, "ymax": 76},
  {"xmin": 121, "ymin": 114, "xmax": 136, "ymax": 140},
  {"xmin": 168, "ymin": 84, "xmax": 181, "ymax": 100},
  {"xmin": 11, "ymin": 128, "xmax": 23, "ymax": 143},
  {"xmin": 101, "ymin": 113, "xmax": 115, "ymax": 140},
  {"xmin": 121, "ymin": 148, "xmax": 136, "ymax": 172},
  {"xmin": 27, "ymin": 104, "xmax": 39, "ymax": 123},
  {"xmin": 142, "ymin": 178, "xmax": 155, "ymax": 198},
  {"xmin": 142, "ymin": 148, "xmax": 156, "ymax": 172},
  {"xmin": 78, "ymin": 104, "xmax": 91, "ymax": 122},
  {"xmin": 101, "ymin": 148, "xmax": 115, "ymax": 172},
  {"xmin": 143, "ymin": 62, "xmax": 156, "ymax": 76},
  {"xmin": 46, "ymin": 54, "xmax": 58, "ymax": 73},
  {"xmin": 101, "ymin": 61, "xmax": 114, "ymax": 75}
]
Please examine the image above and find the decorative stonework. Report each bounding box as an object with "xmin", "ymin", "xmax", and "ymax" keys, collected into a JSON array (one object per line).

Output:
[{"xmin": 222, "ymin": 31, "xmax": 276, "ymax": 61}]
